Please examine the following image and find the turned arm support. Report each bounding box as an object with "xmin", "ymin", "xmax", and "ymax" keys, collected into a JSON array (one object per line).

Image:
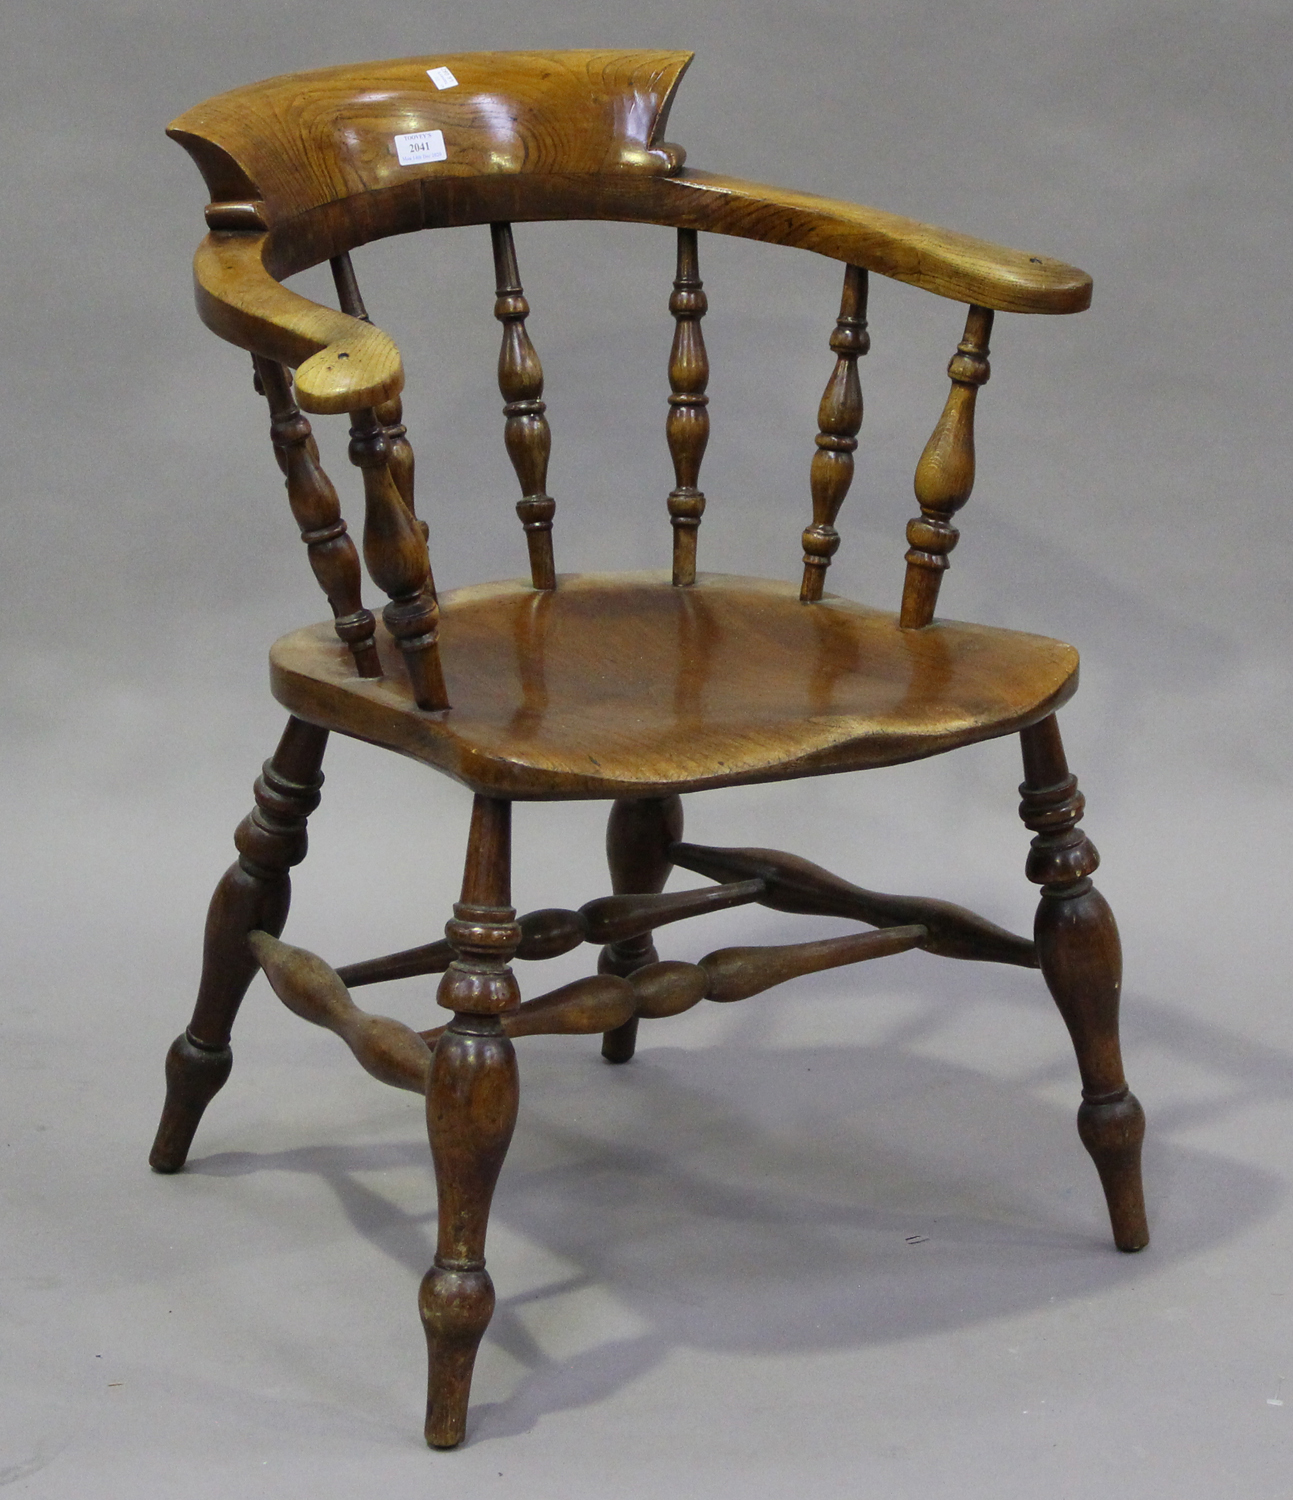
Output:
[
  {"xmin": 192, "ymin": 232, "xmax": 404, "ymax": 413},
  {"xmin": 188, "ymin": 176, "xmax": 1086, "ymax": 425}
]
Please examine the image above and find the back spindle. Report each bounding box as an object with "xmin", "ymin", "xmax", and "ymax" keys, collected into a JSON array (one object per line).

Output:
[
  {"xmin": 251, "ymin": 355, "xmax": 380, "ymax": 678},
  {"xmin": 348, "ymin": 408, "xmax": 448, "ymax": 710},
  {"xmin": 800, "ymin": 265, "xmax": 868, "ymax": 602},
  {"xmin": 328, "ymin": 254, "xmax": 423, "ymax": 534},
  {"xmin": 665, "ymin": 228, "xmax": 710, "ymax": 586},
  {"xmin": 899, "ymin": 305, "xmax": 993, "ymax": 628},
  {"xmin": 491, "ymin": 223, "xmax": 556, "ymax": 590}
]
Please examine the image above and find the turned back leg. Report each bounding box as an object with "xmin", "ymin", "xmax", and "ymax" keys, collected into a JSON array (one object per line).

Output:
[
  {"xmin": 598, "ymin": 795, "xmax": 684, "ymax": 1063},
  {"xmin": 1019, "ymin": 714, "xmax": 1148, "ymax": 1252},
  {"xmin": 149, "ymin": 717, "xmax": 328, "ymax": 1172}
]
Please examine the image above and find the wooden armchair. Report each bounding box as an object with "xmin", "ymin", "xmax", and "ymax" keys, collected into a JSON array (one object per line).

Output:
[{"xmin": 149, "ymin": 50, "xmax": 1146, "ymax": 1449}]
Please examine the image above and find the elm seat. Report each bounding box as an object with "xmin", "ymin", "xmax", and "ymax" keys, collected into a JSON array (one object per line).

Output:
[
  {"xmin": 148, "ymin": 47, "xmax": 1146, "ymax": 1455},
  {"xmin": 270, "ymin": 573, "xmax": 1080, "ymax": 798}
]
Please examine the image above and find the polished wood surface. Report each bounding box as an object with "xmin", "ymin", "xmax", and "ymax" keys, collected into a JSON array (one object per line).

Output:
[
  {"xmin": 150, "ymin": 717, "xmax": 328, "ymax": 1172},
  {"xmin": 1019, "ymin": 716, "xmax": 1148, "ymax": 1252},
  {"xmin": 665, "ymin": 229, "xmax": 709, "ymax": 586},
  {"xmin": 251, "ymin": 918, "xmax": 930, "ymax": 1068},
  {"xmin": 669, "ymin": 843, "xmax": 1037, "ymax": 967},
  {"xmin": 801, "ymin": 265, "xmax": 868, "ymax": 602},
  {"xmin": 336, "ymin": 877, "xmax": 766, "ymax": 989},
  {"xmin": 269, "ymin": 572, "xmax": 1079, "ymax": 798},
  {"xmin": 251, "ymin": 929, "xmax": 432, "ymax": 1093},
  {"xmin": 900, "ymin": 306, "xmax": 993, "ymax": 629},
  {"xmin": 328, "ymin": 252, "xmax": 422, "ymax": 526},
  {"xmin": 423, "ymin": 795, "xmax": 522, "ymax": 1447},
  {"xmin": 597, "ymin": 795, "xmax": 684, "ymax": 1062},
  {"xmin": 153, "ymin": 50, "xmax": 1138, "ymax": 1455},
  {"xmin": 170, "ymin": 51, "xmax": 1090, "ymax": 413},
  {"xmin": 492, "ymin": 223, "xmax": 557, "ymax": 590},
  {"xmin": 169, "ymin": 51, "xmax": 693, "ymax": 222},
  {"xmin": 347, "ymin": 406, "xmax": 447, "ymax": 710},
  {"xmin": 253, "ymin": 355, "xmax": 380, "ymax": 676}
]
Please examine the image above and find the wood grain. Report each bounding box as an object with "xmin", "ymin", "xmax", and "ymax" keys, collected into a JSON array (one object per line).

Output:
[
  {"xmin": 665, "ymin": 228, "xmax": 709, "ymax": 586},
  {"xmin": 492, "ymin": 222, "xmax": 557, "ymax": 590},
  {"xmin": 171, "ymin": 52, "xmax": 1090, "ymax": 412},
  {"xmin": 269, "ymin": 572, "xmax": 1079, "ymax": 799},
  {"xmin": 250, "ymin": 930, "xmax": 431, "ymax": 1092},
  {"xmin": 336, "ymin": 878, "xmax": 765, "ymax": 988},
  {"xmin": 253, "ymin": 355, "xmax": 380, "ymax": 675},
  {"xmin": 149, "ymin": 717, "xmax": 328, "ymax": 1172},
  {"xmin": 424, "ymin": 794, "xmax": 522, "ymax": 1447},
  {"xmin": 801, "ymin": 265, "xmax": 868, "ymax": 602},
  {"xmin": 1020, "ymin": 715, "xmax": 1148, "ymax": 1252},
  {"xmin": 154, "ymin": 49, "xmax": 1122, "ymax": 1458},
  {"xmin": 670, "ymin": 842, "xmax": 1038, "ymax": 967},
  {"xmin": 900, "ymin": 306, "xmax": 993, "ymax": 629}
]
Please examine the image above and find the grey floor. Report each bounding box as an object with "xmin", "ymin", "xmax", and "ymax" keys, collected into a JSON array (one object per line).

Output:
[{"xmin": 3, "ymin": 2, "xmax": 1291, "ymax": 1496}]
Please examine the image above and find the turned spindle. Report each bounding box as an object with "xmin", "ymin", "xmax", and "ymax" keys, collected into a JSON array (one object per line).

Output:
[
  {"xmin": 666, "ymin": 228, "xmax": 710, "ymax": 586},
  {"xmin": 336, "ymin": 878, "xmax": 766, "ymax": 989},
  {"xmin": 1019, "ymin": 715, "xmax": 1148, "ymax": 1252},
  {"xmin": 800, "ymin": 265, "xmax": 868, "ymax": 602},
  {"xmin": 491, "ymin": 223, "xmax": 556, "ymax": 590},
  {"xmin": 899, "ymin": 304, "xmax": 993, "ymax": 628},
  {"xmin": 348, "ymin": 406, "xmax": 448, "ymax": 710},
  {"xmin": 251, "ymin": 357, "xmax": 380, "ymax": 677},
  {"xmin": 328, "ymin": 254, "xmax": 420, "ymax": 513},
  {"xmin": 423, "ymin": 795, "xmax": 521, "ymax": 1449}
]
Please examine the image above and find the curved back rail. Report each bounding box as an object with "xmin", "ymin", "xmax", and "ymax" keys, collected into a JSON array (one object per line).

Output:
[{"xmin": 170, "ymin": 50, "xmax": 1092, "ymax": 705}]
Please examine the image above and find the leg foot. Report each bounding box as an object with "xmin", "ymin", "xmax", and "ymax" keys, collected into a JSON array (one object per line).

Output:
[
  {"xmin": 149, "ymin": 1031, "xmax": 233, "ymax": 1173},
  {"xmin": 599, "ymin": 1013, "xmax": 639, "ymax": 1064},
  {"xmin": 420, "ymin": 1263, "xmax": 497, "ymax": 1448},
  {"xmin": 1020, "ymin": 715, "xmax": 1148, "ymax": 1251},
  {"xmin": 1078, "ymin": 1091, "xmax": 1148, "ymax": 1251},
  {"xmin": 599, "ymin": 795, "xmax": 683, "ymax": 1063},
  {"xmin": 148, "ymin": 717, "xmax": 327, "ymax": 1171}
]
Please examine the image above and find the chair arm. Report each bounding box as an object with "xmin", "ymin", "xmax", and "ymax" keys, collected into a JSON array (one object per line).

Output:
[
  {"xmin": 192, "ymin": 232, "xmax": 404, "ymax": 413},
  {"xmin": 658, "ymin": 171, "xmax": 1092, "ymax": 314}
]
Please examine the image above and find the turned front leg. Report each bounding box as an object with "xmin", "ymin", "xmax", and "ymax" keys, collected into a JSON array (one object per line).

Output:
[
  {"xmin": 598, "ymin": 795, "xmax": 684, "ymax": 1063},
  {"xmin": 149, "ymin": 717, "xmax": 328, "ymax": 1172},
  {"xmin": 1019, "ymin": 715, "xmax": 1148, "ymax": 1252},
  {"xmin": 421, "ymin": 795, "xmax": 521, "ymax": 1448}
]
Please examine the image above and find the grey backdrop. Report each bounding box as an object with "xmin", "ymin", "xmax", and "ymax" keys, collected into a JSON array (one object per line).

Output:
[{"xmin": 3, "ymin": 1, "xmax": 1291, "ymax": 1496}]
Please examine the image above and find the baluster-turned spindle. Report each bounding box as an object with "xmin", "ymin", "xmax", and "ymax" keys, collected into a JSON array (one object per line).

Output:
[
  {"xmin": 490, "ymin": 223, "xmax": 556, "ymax": 591},
  {"xmin": 374, "ymin": 391, "xmax": 419, "ymax": 529},
  {"xmin": 666, "ymin": 228, "xmax": 710, "ymax": 586},
  {"xmin": 251, "ymin": 355, "xmax": 380, "ymax": 678},
  {"xmin": 328, "ymin": 253, "xmax": 424, "ymax": 535},
  {"xmin": 348, "ymin": 407, "xmax": 448, "ymax": 711},
  {"xmin": 800, "ymin": 265, "xmax": 869, "ymax": 602},
  {"xmin": 899, "ymin": 304, "xmax": 993, "ymax": 628}
]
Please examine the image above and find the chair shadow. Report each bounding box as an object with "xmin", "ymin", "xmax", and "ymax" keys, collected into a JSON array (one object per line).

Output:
[{"xmin": 188, "ymin": 965, "xmax": 1286, "ymax": 1444}]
